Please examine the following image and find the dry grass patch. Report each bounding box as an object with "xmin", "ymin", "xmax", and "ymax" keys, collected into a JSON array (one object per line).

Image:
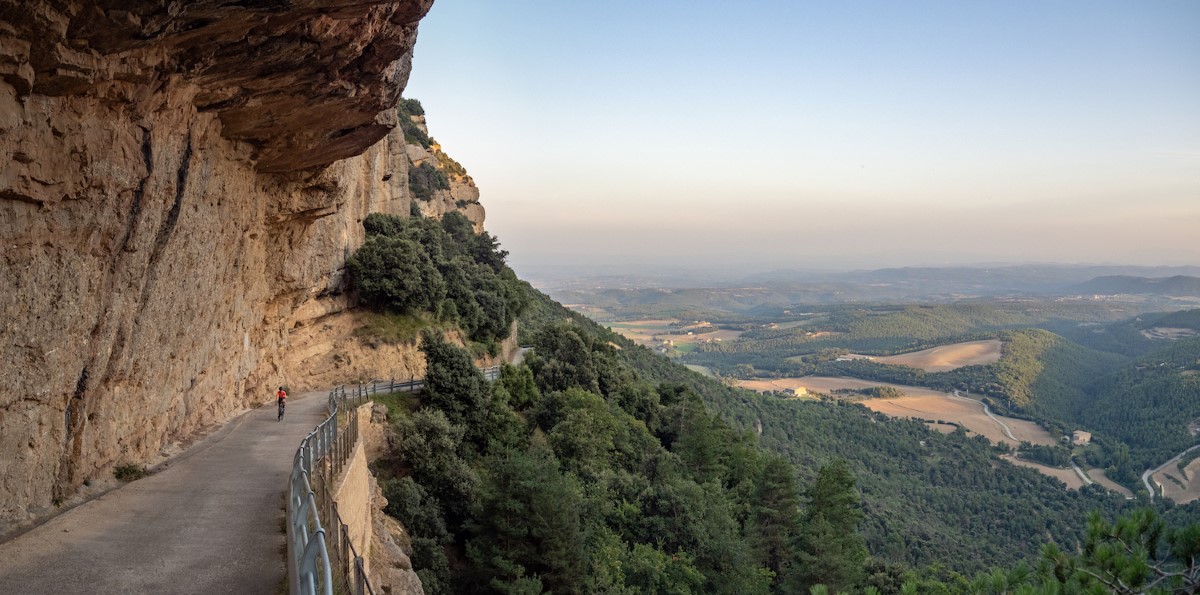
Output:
[
  {"xmin": 1087, "ymin": 468, "xmax": 1134, "ymax": 498},
  {"xmin": 874, "ymin": 339, "xmax": 1003, "ymax": 372},
  {"xmin": 736, "ymin": 376, "xmax": 1059, "ymax": 447}
]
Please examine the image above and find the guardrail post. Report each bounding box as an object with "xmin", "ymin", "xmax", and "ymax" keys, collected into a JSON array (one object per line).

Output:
[{"xmin": 355, "ymin": 557, "xmax": 366, "ymax": 595}]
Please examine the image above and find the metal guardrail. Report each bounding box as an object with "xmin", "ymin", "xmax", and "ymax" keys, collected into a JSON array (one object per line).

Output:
[
  {"xmin": 287, "ymin": 385, "xmax": 373, "ymax": 595},
  {"xmin": 286, "ymin": 365, "xmax": 503, "ymax": 595}
]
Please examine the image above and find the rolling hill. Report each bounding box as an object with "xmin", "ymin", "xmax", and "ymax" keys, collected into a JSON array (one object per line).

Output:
[{"xmin": 1068, "ymin": 275, "xmax": 1200, "ymax": 296}]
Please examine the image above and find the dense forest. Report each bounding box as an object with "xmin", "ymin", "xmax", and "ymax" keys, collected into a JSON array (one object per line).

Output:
[
  {"xmin": 1075, "ymin": 338, "xmax": 1200, "ymax": 482},
  {"xmin": 517, "ymin": 287, "xmax": 1142, "ymax": 577}
]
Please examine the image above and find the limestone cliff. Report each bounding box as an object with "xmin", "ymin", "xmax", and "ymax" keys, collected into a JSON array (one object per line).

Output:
[{"xmin": 0, "ymin": 0, "xmax": 485, "ymax": 533}]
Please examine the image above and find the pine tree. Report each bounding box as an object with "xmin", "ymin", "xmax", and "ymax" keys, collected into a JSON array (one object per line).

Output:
[
  {"xmin": 797, "ymin": 459, "xmax": 867, "ymax": 593},
  {"xmin": 748, "ymin": 456, "xmax": 803, "ymax": 589}
]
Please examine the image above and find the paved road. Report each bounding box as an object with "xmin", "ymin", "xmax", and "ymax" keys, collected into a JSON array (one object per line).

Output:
[{"xmin": 0, "ymin": 390, "xmax": 330, "ymax": 595}]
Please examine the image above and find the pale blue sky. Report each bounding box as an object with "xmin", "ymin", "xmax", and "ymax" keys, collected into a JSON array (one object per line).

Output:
[{"xmin": 405, "ymin": 1, "xmax": 1200, "ymax": 274}]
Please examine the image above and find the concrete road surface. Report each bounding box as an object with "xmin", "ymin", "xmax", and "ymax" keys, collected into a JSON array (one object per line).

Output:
[{"xmin": 0, "ymin": 389, "xmax": 330, "ymax": 594}]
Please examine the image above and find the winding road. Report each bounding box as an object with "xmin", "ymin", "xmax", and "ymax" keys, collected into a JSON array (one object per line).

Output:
[
  {"xmin": 1142, "ymin": 444, "xmax": 1200, "ymax": 501},
  {"xmin": 0, "ymin": 390, "xmax": 330, "ymax": 595},
  {"xmin": 950, "ymin": 389, "xmax": 1017, "ymax": 442}
]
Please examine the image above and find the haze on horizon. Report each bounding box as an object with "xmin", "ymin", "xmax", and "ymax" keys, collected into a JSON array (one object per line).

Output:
[{"xmin": 405, "ymin": 1, "xmax": 1200, "ymax": 277}]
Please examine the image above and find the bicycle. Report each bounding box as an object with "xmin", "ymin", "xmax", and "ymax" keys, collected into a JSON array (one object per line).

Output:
[{"xmin": 277, "ymin": 398, "xmax": 285, "ymax": 421}]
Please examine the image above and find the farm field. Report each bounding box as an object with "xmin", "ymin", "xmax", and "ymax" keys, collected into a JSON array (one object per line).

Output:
[
  {"xmin": 873, "ymin": 339, "xmax": 1003, "ymax": 372},
  {"xmin": 738, "ymin": 376, "xmax": 1059, "ymax": 447},
  {"xmin": 1001, "ymin": 456, "xmax": 1085, "ymax": 490},
  {"xmin": 608, "ymin": 318, "xmax": 743, "ymax": 352},
  {"xmin": 1153, "ymin": 458, "xmax": 1200, "ymax": 504},
  {"xmin": 1087, "ymin": 468, "xmax": 1134, "ymax": 498}
]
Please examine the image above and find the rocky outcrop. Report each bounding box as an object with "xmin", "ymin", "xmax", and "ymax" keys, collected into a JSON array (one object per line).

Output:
[
  {"xmin": 1, "ymin": 0, "xmax": 433, "ymax": 172},
  {"xmin": 404, "ymin": 114, "xmax": 485, "ymax": 229},
  {"xmin": 0, "ymin": 0, "xmax": 489, "ymax": 534}
]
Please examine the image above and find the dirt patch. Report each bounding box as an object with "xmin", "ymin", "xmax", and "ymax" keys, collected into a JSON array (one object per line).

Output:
[
  {"xmin": 1001, "ymin": 456, "xmax": 1085, "ymax": 490},
  {"xmin": 874, "ymin": 339, "xmax": 1003, "ymax": 372}
]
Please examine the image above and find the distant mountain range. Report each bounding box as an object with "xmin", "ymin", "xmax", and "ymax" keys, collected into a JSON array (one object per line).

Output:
[
  {"xmin": 1068, "ymin": 275, "xmax": 1200, "ymax": 296},
  {"xmin": 536, "ymin": 265, "xmax": 1200, "ymax": 307}
]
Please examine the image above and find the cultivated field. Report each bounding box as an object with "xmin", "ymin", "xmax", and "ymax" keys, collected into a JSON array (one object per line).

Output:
[
  {"xmin": 1153, "ymin": 458, "xmax": 1200, "ymax": 504},
  {"xmin": 608, "ymin": 319, "xmax": 743, "ymax": 352},
  {"xmin": 1002, "ymin": 456, "xmax": 1085, "ymax": 490},
  {"xmin": 740, "ymin": 376, "xmax": 946, "ymax": 398},
  {"xmin": 738, "ymin": 376, "xmax": 1058, "ymax": 447},
  {"xmin": 1087, "ymin": 468, "xmax": 1134, "ymax": 498},
  {"xmin": 874, "ymin": 339, "xmax": 1003, "ymax": 372}
]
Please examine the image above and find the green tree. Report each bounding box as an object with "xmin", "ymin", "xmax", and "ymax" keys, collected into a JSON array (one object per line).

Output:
[
  {"xmin": 393, "ymin": 409, "xmax": 479, "ymax": 523},
  {"xmin": 1040, "ymin": 509, "xmax": 1200, "ymax": 594},
  {"xmin": 748, "ymin": 456, "xmax": 803, "ymax": 589},
  {"xmin": 420, "ymin": 330, "xmax": 490, "ymax": 443},
  {"xmin": 797, "ymin": 459, "xmax": 868, "ymax": 593},
  {"xmin": 466, "ymin": 444, "xmax": 585, "ymax": 594},
  {"xmin": 348, "ymin": 236, "xmax": 446, "ymax": 313},
  {"xmin": 530, "ymin": 325, "xmax": 599, "ymax": 393}
]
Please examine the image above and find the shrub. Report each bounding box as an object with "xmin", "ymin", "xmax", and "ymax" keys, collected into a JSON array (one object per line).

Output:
[
  {"xmin": 409, "ymin": 162, "xmax": 449, "ymax": 201},
  {"xmin": 114, "ymin": 464, "xmax": 148, "ymax": 482},
  {"xmin": 348, "ymin": 213, "xmax": 524, "ymax": 344}
]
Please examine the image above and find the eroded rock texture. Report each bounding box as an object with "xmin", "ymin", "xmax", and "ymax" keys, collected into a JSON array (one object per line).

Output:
[{"xmin": 0, "ymin": 0, "xmax": 488, "ymax": 532}]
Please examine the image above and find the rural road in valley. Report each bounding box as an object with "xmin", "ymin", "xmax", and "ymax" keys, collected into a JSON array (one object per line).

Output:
[
  {"xmin": 950, "ymin": 390, "xmax": 1016, "ymax": 442},
  {"xmin": 0, "ymin": 390, "xmax": 330, "ymax": 594},
  {"xmin": 1069, "ymin": 461, "xmax": 1094, "ymax": 486},
  {"xmin": 1141, "ymin": 444, "xmax": 1200, "ymax": 501}
]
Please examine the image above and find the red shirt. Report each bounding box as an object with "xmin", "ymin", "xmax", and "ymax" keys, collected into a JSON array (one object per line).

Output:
[{"xmin": 277, "ymin": 390, "xmax": 287, "ymax": 401}]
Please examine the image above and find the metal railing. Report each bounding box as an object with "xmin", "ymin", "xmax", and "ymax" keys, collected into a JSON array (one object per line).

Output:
[
  {"xmin": 287, "ymin": 387, "xmax": 372, "ymax": 595},
  {"xmin": 286, "ymin": 365, "xmax": 501, "ymax": 595}
]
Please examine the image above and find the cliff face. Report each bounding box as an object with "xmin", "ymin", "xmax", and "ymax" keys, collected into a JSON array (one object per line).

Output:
[{"xmin": 0, "ymin": 0, "xmax": 481, "ymax": 532}]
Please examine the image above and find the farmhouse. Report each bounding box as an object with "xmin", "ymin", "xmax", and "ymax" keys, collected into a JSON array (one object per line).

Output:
[
  {"xmin": 788, "ymin": 387, "xmax": 808, "ymax": 397},
  {"xmin": 1072, "ymin": 430, "xmax": 1092, "ymax": 446}
]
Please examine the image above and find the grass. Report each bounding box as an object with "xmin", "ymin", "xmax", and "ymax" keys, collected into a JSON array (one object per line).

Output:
[
  {"xmin": 354, "ymin": 312, "xmax": 435, "ymax": 346},
  {"xmin": 372, "ymin": 391, "xmax": 419, "ymax": 421},
  {"xmin": 114, "ymin": 464, "xmax": 149, "ymax": 482}
]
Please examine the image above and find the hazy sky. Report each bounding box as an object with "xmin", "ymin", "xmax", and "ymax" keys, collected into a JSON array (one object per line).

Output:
[{"xmin": 404, "ymin": 1, "xmax": 1200, "ymax": 275}]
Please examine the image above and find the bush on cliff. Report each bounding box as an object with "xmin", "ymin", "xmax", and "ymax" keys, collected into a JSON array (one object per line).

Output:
[
  {"xmin": 347, "ymin": 212, "xmax": 525, "ymax": 344},
  {"xmin": 409, "ymin": 162, "xmax": 450, "ymax": 201}
]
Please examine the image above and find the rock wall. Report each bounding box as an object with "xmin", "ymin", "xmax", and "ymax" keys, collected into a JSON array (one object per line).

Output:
[{"xmin": 0, "ymin": 0, "xmax": 486, "ymax": 533}]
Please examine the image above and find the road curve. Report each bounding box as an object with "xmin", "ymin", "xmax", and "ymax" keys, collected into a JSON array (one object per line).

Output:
[
  {"xmin": 950, "ymin": 390, "xmax": 1016, "ymax": 442},
  {"xmin": 1142, "ymin": 444, "xmax": 1200, "ymax": 501},
  {"xmin": 0, "ymin": 390, "xmax": 330, "ymax": 595}
]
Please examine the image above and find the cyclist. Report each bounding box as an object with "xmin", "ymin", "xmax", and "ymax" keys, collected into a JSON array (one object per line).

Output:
[{"xmin": 276, "ymin": 386, "xmax": 287, "ymax": 421}]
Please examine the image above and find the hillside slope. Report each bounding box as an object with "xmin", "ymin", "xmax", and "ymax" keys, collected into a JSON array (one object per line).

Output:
[
  {"xmin": 1078, "ymin": 337, "xmax": 1200, "ymax": 481},
  {"xmin": 518, "ymin": 286, "xmax": 1129, "ymax": 574}
]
